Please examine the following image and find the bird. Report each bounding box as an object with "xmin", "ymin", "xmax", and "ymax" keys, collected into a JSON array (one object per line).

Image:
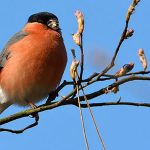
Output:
[{"xmin": 0, "ymin": 12, "xmax": 67, "ymax": 114}]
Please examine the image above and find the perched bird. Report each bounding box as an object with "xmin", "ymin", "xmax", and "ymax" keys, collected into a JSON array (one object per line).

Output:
[{"xmin": 0, "ymin": 12, "xmax": 67, "ymax": 114}]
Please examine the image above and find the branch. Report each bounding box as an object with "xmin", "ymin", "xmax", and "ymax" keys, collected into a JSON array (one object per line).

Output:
[
  {"xmin": 0, "ymin": 1, "xmax": 146, "ymax": 136},
  {"xmin": 67, "ymin": 75, "xmax": 150, "ymax": 104},
  {"xmin": 54, "ymin": 70, "xmax": 150, "ymax": 98},
  {"xmin": 0, "ymin": 75, "xmax": 149, "ymax": 126},
  {"xmin": 79, "ymin": 33, "xmax": 84, "ymax": 81},
  {"xmin": 95, "ymin": 0, "xmax": 140, "ymax": 80},
  {"xmin": 0, "ymin": 87, "xmax": 77, "ymax": 126},
  {"xmin": 0, "ymin": 117, "xmax": 38, "ymax": 134},
  {"xmin": 79, "ymin": 101, "xmax": 150, "ymax": 108}
]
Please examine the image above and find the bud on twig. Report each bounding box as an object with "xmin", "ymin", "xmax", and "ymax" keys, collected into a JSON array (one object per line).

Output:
[
  {"xmin": 111, "ymin": 86, "xmax": 119, "ymax": 94},
  {"xmin": 125, "ymin": 28, "xmax": 134, "ymax": 39},
  {"xmin": 75, "ymin": 10, "xmax": 84, "ymax": 34},
  {"xmin": 72, "ymin": 33, "xmax": 81, "ymax": 46},
  {"xmin": 115, "ymin": 63, "xmax": 134, "ymax": 77},
  {"xmin": 126, "ymin": 5, "xmax": 135, "ymax": 21},
  {"xmin": 72, "ymin": 10, "xmax": 84, "ymax": 46},
  {"xmin": 104, "ymin": 86, "xmax": 119, "ymax": 94},
  {"xmin": 70, "ymin": 60, "xmax": 80, "ymax": 81},
  {"xmin": 126, "ymin": 0, "xmax": 140, "ymax": 22},
  {"xmin": 138, "ymin": 48, "xmax": 147, "ymax": 71}
]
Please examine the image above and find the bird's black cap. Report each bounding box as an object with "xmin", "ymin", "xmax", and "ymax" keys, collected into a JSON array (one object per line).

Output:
[{"xmin": 28, "ymin": 12, "xmax": 58, "ymax": 25}]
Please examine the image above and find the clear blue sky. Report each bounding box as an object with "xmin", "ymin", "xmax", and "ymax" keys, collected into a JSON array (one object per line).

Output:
[{"xmin": 0, "ymin": 0, "xmax": 150, "ymax": 150}]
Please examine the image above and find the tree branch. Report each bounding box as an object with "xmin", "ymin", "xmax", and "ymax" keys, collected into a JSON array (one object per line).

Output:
[
  {"xmin": 95, "ymin": 0, "xmax": 140, "ymax": 80},
  {"xmin": 0, "ymin": 117, "xmax": 38, "ymax": 134},
  {"xmin": 79, "ymin": 101, "xmax": 150, "ymax": 108},
  {"xmin": 0, "ymin": 74, "xmax": 149, "ymax": 126},
  {"xmin": 0, "ymin": 0, "xmax": 147, "ymax": 136}
]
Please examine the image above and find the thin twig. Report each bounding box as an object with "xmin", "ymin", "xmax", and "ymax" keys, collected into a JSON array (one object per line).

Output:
[
  {"xmin": 95, "ymin": 0, "xmax": 140, "ymax": 80},
  {"xmin": 79, "ymin": 33, "xmax": 84, "ymax": 81},
  {"xmin": 70, "ymin": 48, "xmax": 89, "ymax": 149},
  {"xmin": 76, "ymin": 83, "xmax": 89, "ymax": 150},
  {"xmin": 68, "ymin": 75, "xmax": 150, "ymax": 104},
  {"xmin": 0, "ymin": 1, "xmax": 146, "ymax": 133},
  {"xmin": 78, "ymin": 77, "xmax": 106, "ymax": 150},
  {"xmin": 0, "ymin": 75, "xmax": 150, "ymax": 126},
  {"xmin": 56, "ymin": 70, "xmax": 150, "ymax": 93},
  {"xmin": 0, "ymin": 117, "xmax": 38, "ymax": 134},
  {"xmin": 0, "ymin": 87, "xmax": 78, "ymax": 126},
  {"xmin": 79, "ymin": 101, "xmax": 150, "ymax": 108}
]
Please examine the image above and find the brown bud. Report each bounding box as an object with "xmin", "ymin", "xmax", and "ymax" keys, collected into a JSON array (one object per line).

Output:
[
  {"xmin": 126, "ymin": 5, "xmax": 135, "ymax": 21},
  {"xmin": 70, "ymin": 60, "xmax": 80, "ymax": 80},
  {"xmin": 126, "ymin": 0, "xmax": 140, "ymax": 21},
  {"xmin": 125, "ymin": 28, "xmax": 134, "ymax": 39},
  {"xmin": 75, "ymin": 10, "xmax": 84, "ymax": 34},
  {"xmin": 104, "ymin": 86, "xmax": 119, "ymax": 94},
  {"xmin": 72, "ymin": 33, "xmax": 81, "ymax": 46},
  {"xmin": 111, "ymin": 86, "xmax": 119, "ymax": 94},
  {"xmin": 138, "ymin": 48, "xmax": 147, "ymax": 71},
  {"xmin": 115, "ymin": 63, "xmax": 134, "ymax": 77}
]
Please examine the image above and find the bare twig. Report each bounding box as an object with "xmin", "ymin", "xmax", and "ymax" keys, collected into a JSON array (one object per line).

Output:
[
  {"xmin": 70, "ymin": 49, "xmax": 89, "ymax": 149},
  {"xmin": 0, "ymin": 87, "xmax": 78, "ymax": 126},
  {"xmin": 76, "ymin": 82, "xmax": 89, "ymax": 150},
  {"xmin": 0, "ymin": 75, "xmax": 150, "ymax": 127},
  {"xmin": 79, "ymin": 101, "xmax": 150, "ymax": 108},
  {"xmin": 79, "ymin": 79, "xmax": 106, "ymax": 150},
  {"xmin": 52, "ymin": 70, "xmax": 150, "ymax": 96},
  {"xmin": 79, "ymin": 33, "xmax": 84, "ymax": 81},
  {"xmin": 0, "ymin": 1, "xmax": 148, "ymax": 137},
  {"xmin": 96, "ymin": 0, "xmax": 140, "ymax": 80},
  {"xmin": 0, "ymin": 117, "xmax": 38, "ymax": 134}
]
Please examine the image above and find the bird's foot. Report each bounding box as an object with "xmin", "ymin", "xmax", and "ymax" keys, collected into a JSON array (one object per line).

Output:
[{"xmin": 27, "ymin": 101, "xmax": 39, "ymax": 121}]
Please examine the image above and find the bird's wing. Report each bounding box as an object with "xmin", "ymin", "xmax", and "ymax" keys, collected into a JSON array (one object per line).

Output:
[{"xmin": 0, "ymin": 31, "xmax": 28, "ymax": 68}]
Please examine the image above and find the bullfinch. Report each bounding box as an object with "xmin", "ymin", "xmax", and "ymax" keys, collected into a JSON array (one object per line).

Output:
[{"xmin": 0, "ymin": 12, "xmax": 67, "ymax": 114}]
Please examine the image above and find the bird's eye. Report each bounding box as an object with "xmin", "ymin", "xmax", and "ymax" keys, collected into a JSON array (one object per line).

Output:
[{"xmin": 47, "ymin": 19, "xmax": 59, "ymax": 30}]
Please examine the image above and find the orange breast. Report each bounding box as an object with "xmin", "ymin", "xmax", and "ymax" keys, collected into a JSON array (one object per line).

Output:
[{"xmin": 0, "ymin": 23, "xmax": 67, "ymax": 105}]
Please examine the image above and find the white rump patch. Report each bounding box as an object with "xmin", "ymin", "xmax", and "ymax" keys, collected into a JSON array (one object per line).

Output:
[{"xmin": 0, "ymin": 87, "xmax": 8, "ymax": 104}]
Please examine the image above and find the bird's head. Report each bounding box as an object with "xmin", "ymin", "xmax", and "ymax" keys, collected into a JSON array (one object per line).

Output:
[{"xmin": 28, "ymin": 12, "xmax": 60, "ymax": 32}]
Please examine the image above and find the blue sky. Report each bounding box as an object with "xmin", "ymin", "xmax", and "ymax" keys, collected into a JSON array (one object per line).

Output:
[{"xmin": 0, "ymin": 0, "xmax": 150, "ymax": 150}]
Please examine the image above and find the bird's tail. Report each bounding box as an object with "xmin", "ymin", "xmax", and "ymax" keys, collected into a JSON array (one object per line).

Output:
[{"xmin": 0, "ymin": 102, "xmax": 11, "ymax": 114}]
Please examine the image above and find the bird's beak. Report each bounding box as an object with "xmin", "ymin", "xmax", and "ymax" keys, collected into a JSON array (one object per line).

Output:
[{"xmin": 47, "ymin": 19, "xmax": 59, "ymax": 30}]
